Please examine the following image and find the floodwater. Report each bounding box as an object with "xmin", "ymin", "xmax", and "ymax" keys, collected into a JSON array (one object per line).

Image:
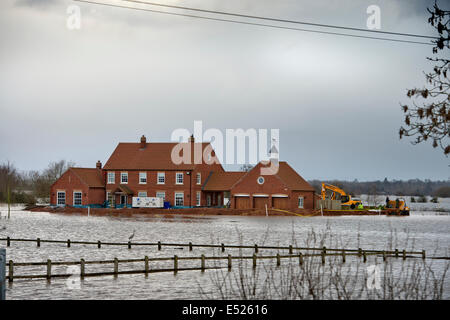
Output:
[{"xmin": 0, "ymin": 201, "xmax": 449, "ymax": 300}]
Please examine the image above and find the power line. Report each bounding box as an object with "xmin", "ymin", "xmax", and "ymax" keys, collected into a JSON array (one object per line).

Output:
[
  {"xmin": 73, "ymin": 0, "xmax": 434, "ymax": 46},
  {"xmin": 123, "ymin": 0, "xmax": 438, "ymax": 40}
]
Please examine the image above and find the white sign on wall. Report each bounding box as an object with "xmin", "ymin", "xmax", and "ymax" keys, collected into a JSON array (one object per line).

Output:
[{"xmin": 132, "ymin": 197, "xmax": 163, "ymax": 208}]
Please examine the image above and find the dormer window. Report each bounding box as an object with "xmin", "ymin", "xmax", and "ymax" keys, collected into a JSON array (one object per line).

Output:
[
  {"xmin": 176, "ymin": 172, "xmax": 184, "ymax": 185},
  {"xmin": 121, "ymin": 172, "xmax": 128, "ymax": 184},
  {"xmin": 107, "ymin": 172, "xmax": 115, "ymax": 184},
  {"xmin": 139, "ymin": 172, "xmax": 147, "ymax": 184},
  {"xmin": 157, "ymin": 172, "xmax": 165, "ymax": 184}
]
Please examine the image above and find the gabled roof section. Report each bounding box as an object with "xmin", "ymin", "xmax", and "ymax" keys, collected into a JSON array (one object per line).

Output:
[
  {"xmin": 203, "ymin": 172, "xmax": 247, "ymax": 191},
  {"xmin": 114, "ymin": 185, "xmax": 134, "ymax": 195},
  {"xmin": 70, "ymin": 168, "xmax": 104, "ymax": 188},
  {"xmin": 276, "ymin": 162, "xmax": 315, "ymax": 191},
  {"xmin": 228, "ymin": 161, "xmax": 315, "ymax": 192},
  {"xmin": 103, "ymin": 142, "xmax": 221, "ymax": 170}
]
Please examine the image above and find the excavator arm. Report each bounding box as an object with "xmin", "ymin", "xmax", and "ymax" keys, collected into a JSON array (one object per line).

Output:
[
  {"xmin": 321, "ymin": 183, "xmax": 361, "ymax": 208},
  {"xmin": 321, "ymin": 183, "xmax": 347, "ymax": 200}
]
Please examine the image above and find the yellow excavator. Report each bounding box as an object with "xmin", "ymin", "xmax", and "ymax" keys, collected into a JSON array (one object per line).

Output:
[
  {"xmin": 321, "ymin": 183, "xmax": 362, "ymax": 209},
  {"xmin": 385, "ymin": 198, "xmax": 410, "ymax": 215}
]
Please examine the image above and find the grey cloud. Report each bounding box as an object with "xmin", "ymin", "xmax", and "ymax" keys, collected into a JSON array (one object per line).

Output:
[
  {"xmin": 15, "ymin": 0, "xmax": 59, "ymax": 7},
  {"xmin": 0, "ymin": 0, "xmax": 448, "ymax": 180}
]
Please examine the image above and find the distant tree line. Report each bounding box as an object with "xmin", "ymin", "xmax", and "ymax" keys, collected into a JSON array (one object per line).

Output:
[
  {"xmin": 0, "ymin": 160, "xmax": 74, "ymax": 204},
  {"xmin": 1, "ymin": 160, "xmax": 449, "ymax": 204},
  {"xmin": 308, "ymin": 178, "xmax": 450, "ymax": 198}
]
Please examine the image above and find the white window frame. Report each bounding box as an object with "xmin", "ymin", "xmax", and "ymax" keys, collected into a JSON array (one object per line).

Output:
[
  {"xmin": 176, "ymin": 172, "xmax": 184, "ymax": 185},
  {"xmin": 57, "ymin": 191, "xmax": 66, "ymax": 206},
  {"xmin": 106, "ymin": 192, "xmax": 114, "ymax": 206},
  {"xmin": 157, "ymin": 172, "xmax": 165, "ymax": 184},
  {"xmin": 156, "ymin": 191, "xmax": 166, "ymax": 201},
  {"xmin": 139, "ymin": 172, "xmax": 147, "ymax": 184},
  {"xmin": 196, "ymin": 191, "xmax": 201, "ymax": 206},
  {"xmin": 121, "ymin": 172, "xmax": 128, "ymax": 184},
  {"xmin": 107, "ymin": 172, "xmax": 115, "ymax": 184},
  {"xmin": 175, "ymin": 192, "xmax": 184, "ymax": 206},
  {"xmin": 138, "ymin": 191, "xmax": 147, "ymax": 197},
  {"xmin": 73, "ymin": 191, "xmax": 82, "ymax": 206},
  {"xmin": 196, "ymin": 173, "xmax": 201, "ymax": 185},
  {"xmin": 298, "ymin": 196, "xmax": 304, "ymax": 209}
]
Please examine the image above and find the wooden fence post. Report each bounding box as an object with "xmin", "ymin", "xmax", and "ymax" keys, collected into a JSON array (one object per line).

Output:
[
  {"xmin": 67, "ymin": 239, "xmax": 71, "ymax": 248},
  {"xmin": 322, "ymin": 246, "xmax": 327, "ymax": 255},
  {"xmin": 144, "ymin": 256, "xmax": 149, "ymax": 276},
  {"xmin": 114, "ymin": 258, "xmax": 119, "ymax": 276},
  {"xmin": 254, "ymin": 244, "xmax": 258, "ymax": 254},
  {"xmin": 189, "ymin": 242, "xmax": 193, "ymax": 251},
  {"xmin": 174, "ymin": 255, "xmax": 178, "ymax": 274},
  {"xmin": 253, "ymin": 254, "xmax": 257, "ymax": 269},
  {"xmin": 227, "ymin": 254, "xmax": 232, "ymax": 271},
  {"xmin": 289, "ymin": 245, "xmax": 293, "ymax": 254},
  {"xmin": 158, "ymin": 241, "xmax": 161, "ymax": 251},
  {"xmin": 6, "ymin": 237, "xmax": 10, "ymax": 247},
  {"xmin": 97, "ymin": 241, "xmax": 101, "ymax": 249},
  {"xmin": 358, "ymin": 248, "xmax": 362, "ymax": 257},
  {"xmin": 47, "ymin": 259, "xmax": 52, "ymax": 281},
  {"xmin": 342, "ymin": 250, "xmax": 346, "ymax": 263},
  {"xmin": 395, "ymin": 249, "xmax": 399, "ymax": 258},
  {"xmin": 80, "ymin": 259, "xmax": 85, "ymax": 279},
  {"xmin": 321, "ymin": 251, "xmax": 325, "ymax": 264},
  {"xmin": 299, "ymin": 253, "xmax": 303, "ymax": 266},
  {"xmin": 276, "ymin": 254, "xmax": 281, "ymax": 267},
  {"xmin": 8, "ymin": 260, "xmax": 13, "ymax": 283},
  {"xmin": 402, "ymin": 250, "xmax": 406, "ymax": 260},
  {"xmin": 128, "ymin": 241, "xmax": 131, "ymax": 249},
  {"xmin": 37, "ymin": 238, "xmax": 40, "ymax": 247},
  {"xmin": 363, "ymin": 251, "xmax": 367, "ymax": 263},
  {"xmin": 0, "ymin": 249, "xmax": 5, "ymax": 300},
  {"xmin": 201, "ymin": 254, "xmax": 205, "ymax": 272},
  {"xmin": 383, "ymin": 251, "xmax": 386, "ymax": 262},
  {"xmin": 221, "ymin": 243, "xmax": 225, "ymax": 253},
  {"xmin": 422, "ymin": 250, "xmax": 426, "ymax": 260}
]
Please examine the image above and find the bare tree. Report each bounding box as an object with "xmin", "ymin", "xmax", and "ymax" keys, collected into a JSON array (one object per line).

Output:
[
  {"xmin": 201, "ymin": 228, "xmax": 449, "ymax": 300},
  {"xmin": 26, "ymin": 160, "xmax": 75, "ymax": 201},
  {"xmin": 44, "ymin": 160, "xmax": 75, "ymax": 181},
  {"xmin": 0, "ymin": 161, "xmax": 19, "ymax": 199},
  {"xmin": 400, "ymin": 1, "xmax": 449, "ymax": 155}
]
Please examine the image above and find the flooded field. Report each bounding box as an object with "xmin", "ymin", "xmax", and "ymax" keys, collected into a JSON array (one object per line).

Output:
[{"xmin": 0, "ymin": 203, "xmax": 449, "ymax": 300}]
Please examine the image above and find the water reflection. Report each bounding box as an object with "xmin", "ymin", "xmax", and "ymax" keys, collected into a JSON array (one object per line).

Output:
[{"xmin": 0, "ymin": 208, "xmax": 449, "ymax": 299}]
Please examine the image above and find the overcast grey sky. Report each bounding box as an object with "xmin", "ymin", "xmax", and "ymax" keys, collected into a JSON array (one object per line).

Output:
[{"xmin": 0, "ymin": 0, "xmax": 448, "ymax": 181}]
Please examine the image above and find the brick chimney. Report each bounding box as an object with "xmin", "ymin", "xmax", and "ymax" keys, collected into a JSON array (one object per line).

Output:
[
  {"xmin": 96, "ymin": 160, "xmax": 102, "ymax": 169},
  {"xmin": 188, "ymin": 134, "xmax": 195, "ymax": 143},
  {"xmin": 140, "ymin": 135, "xmax": 147, "ymax": 149}
]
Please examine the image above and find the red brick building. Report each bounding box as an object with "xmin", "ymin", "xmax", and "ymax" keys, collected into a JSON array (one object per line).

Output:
[
  {"xmin": 50, "ymin": 135, "xmax": 315, "ymax": 210},
  {"xmin": 50, "ymin": 166, "xmax": 105, "ymax": 207},
  {"xmin": 202, "ymin": 161, "xmax": 315, "ymax": 210}
]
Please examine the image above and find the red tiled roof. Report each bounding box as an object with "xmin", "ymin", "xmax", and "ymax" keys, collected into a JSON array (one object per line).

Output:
[
  {"xmin": 204, "ymin": 161, "xmax": 314, "ymax": 192},
  {"xmin": 103, "ymin": 142, "xmax": 218, "ymax": 170},
  {"xmin": 70, "ymin": 168, "xmax": 104, "ymax": 188},
  {"xmin": 276, "ymin": 162, "xmax": 315, "ymax": 191},
  {"xmin": 203, "ymin": 172, "xmax": 247, "ymax": 191}
]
